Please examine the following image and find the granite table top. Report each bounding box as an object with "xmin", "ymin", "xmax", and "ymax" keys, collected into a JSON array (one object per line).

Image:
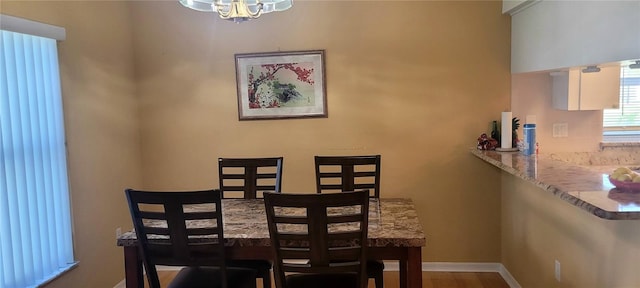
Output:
[
  {"xmin": 117, "ymin": 198, "xmax": 426, "ymax": 247},
  {"xmin": 471, "ymin": 149, "xmax": 640, "ymax": 220}
]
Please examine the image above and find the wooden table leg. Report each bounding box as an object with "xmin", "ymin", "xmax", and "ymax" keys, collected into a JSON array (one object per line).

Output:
[
  {"xmin": 407, "ymin": 247, "xmax": 422, "ymax": 288},
  {"xmin": 399, "ymin": 257, "xmax": 408, "ymax": 288},
  {"xmin": 124, "ymin": 246, "xmax": 144, "ymax": 288}
]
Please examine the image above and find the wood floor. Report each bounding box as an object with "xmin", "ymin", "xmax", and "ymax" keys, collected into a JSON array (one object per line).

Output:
[{"xmin": 150, "ymin": 270, "xmax": 511, "ymax": 288}]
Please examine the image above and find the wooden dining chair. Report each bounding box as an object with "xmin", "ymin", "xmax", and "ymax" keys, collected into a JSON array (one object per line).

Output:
[
  {"xmin": 218, "ymin": 157, "xmax": 283, "ymax": 199},
  {"xmin": 314, "ymin": 155, "xmax": 384, "ymax": 288},
  {"xmin": 314, "ymin": 155, "xmax": 381, "ymax": 198},
  {"xmin": 263, "ymin": 190, "xmax": 370, "ymax": 288},
  {"xmin": 218, "ymin": 157, "xmax": 283, "ymax": 288},
  {"xmin": 124, "ymin": 188, "xmax": 258, "ymax": 288}
]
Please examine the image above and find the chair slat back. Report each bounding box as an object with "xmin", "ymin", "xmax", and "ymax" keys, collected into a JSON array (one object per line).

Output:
[
  {"xmin": 219, "ymin": 157, "xmax": 283, "ymax": 199},
  {"xmin": 315, "ymin": 155, "xmax": 381, "ymax": 198},
  {"xmin": 264, "ymin": 190, "xmax": 369, "ymax": 288},
  {"xmin": 125, "ymin": 189, "xmax": 227, "ymax": 288}
]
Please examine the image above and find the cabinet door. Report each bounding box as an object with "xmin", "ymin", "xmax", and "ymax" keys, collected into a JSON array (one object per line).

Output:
[
  {"xmin": 579, "ymin": 66, "xmax": 620, "ymax": 110},
  {"xmin": 551, "ymin": 69, "xmax": 581, "ymax": 110}
]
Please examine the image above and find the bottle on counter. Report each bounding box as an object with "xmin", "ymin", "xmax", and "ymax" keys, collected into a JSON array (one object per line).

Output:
[
  {"xmin": 491, "ymin": 120, "xmax": 500, "ymax": 143},
  {"xmin": 523, "ymin": 115, "xmax": 536, "ymax": 156}
]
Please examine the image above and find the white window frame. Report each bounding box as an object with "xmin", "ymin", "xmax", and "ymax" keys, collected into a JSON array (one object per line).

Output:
[{"xmin": 603, "ymin": 60, "xmax": 640, "ymax": 143}]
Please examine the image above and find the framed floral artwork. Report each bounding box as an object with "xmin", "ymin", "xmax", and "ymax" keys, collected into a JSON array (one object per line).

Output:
[{"xmin": 234, "ymin": 50, "xmax": 327, "ymax": 120}]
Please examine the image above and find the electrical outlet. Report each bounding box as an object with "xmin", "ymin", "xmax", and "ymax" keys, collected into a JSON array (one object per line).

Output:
[
  {"xmin": 116, "ymin": 227, "xmax": 122, "ymax": 239},
  {"xmin": 555, "ymin": 260, "xmax": 561, "ymax": 282},
  {"xmin": 553, "ymin": 123, "xmax": 569, "ymax": 137}
]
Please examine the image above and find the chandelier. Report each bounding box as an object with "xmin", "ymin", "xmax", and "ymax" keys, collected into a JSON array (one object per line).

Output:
[{"xmin": 179, "ymin": 0, "xmax": 293, "ymax": 23}]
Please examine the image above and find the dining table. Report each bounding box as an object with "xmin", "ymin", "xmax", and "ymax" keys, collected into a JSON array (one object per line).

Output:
[{"xmin": 116, "ymin": 197, "xmax": 426, "ymax": 288}]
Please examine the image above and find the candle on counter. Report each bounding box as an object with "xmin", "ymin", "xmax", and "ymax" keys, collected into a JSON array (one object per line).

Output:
[{"xmin": 501, "ymin": 111, "xmax": 512, "ymax": 149}]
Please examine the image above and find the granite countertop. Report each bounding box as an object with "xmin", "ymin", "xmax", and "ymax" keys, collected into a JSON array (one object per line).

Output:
[
  {"xmin": 471, "ymin": 149, "xmax": 640, "ymax": 220},
  {"xmin": 117, "ymin": 198, "xmax": 426, "ymax": 247}
]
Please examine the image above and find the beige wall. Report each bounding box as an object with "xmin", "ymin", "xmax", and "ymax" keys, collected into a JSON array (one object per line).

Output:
[
  {"xmin": 502, "ymin": 173, "xmax": 640, "ymax": 287},
  {"xmin": 511, "ymin": 72, "xmax": 604, "ymax": 153},
  {"xmin": 132, "ymin": 0, "xmax": 510, "ymax": 261},
  {"xmin": 3, "ymin": 1, "xmax": 511, "ymax": 286},
  {"xmin": 1, "ymin": 1, "xmax": 142, "ymax": 287}
]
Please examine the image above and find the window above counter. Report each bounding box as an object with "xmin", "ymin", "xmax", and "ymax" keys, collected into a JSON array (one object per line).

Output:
[{"xmin": 603, "ymin": 60, "xmax": 640, "ymax": 142}]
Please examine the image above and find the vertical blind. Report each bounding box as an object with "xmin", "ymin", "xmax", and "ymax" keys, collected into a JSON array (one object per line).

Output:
[
  {"xmin": 1, "ymin": 30, "xmax": 74, "ymax": 287},
  {"xmin": 603, "ymin": 63, "xmax": 640, "ymax": 130}
]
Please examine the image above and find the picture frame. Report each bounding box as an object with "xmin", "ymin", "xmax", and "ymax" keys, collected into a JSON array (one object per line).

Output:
[{"xmin": 234, "ymin": 50, "xmax": 327, "ymax": 120}]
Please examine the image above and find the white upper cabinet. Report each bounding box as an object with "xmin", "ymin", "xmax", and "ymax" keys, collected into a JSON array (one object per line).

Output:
[
  {"xmin": 551, "ymin": 65, "xmax": 620, "ymax": 111},
  {"xmin": 509, "ymin": 0, "xmax": 640, "ymax": 74}
]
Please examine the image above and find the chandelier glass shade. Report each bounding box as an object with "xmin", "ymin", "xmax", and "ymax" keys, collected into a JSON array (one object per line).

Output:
[{"xmin": 179, "ymin": 0, "xmax": 293, "ymax": 23}]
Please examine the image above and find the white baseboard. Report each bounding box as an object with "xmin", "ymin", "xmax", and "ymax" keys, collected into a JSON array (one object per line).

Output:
[
  {"xmin": 381, "ymin": 261, "xmax": 520, "ymax": 288},
  {"xmin": 115, "ymin": 262, "xmax": 521, "ymax": 288},
  {"xmin": 497, "ymin": 264, "xmax": 521, "ymax": 288}
]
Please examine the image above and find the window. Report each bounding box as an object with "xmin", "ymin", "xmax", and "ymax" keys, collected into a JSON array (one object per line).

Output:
[
  {"xmin": 1, "ymin": 21, "xmax": 75, "ymax": 287},
  {"xmin": 603, "ymin": 60, "xmax": 640, "ymax": 142}
]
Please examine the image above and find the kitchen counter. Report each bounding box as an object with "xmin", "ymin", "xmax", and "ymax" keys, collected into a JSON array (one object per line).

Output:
[{"xmin": 471, "ymin": 149, "xmax": 640, "ymax": 220}]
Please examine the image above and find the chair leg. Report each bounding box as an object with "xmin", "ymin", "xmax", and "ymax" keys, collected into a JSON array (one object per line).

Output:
[
  {"xmin": 374, "ymin": 273, "xmax": 384, "ymax": 288},
  {"xmin": 262, "ymin": 270, "xmax": 272, "ymax": 288}
]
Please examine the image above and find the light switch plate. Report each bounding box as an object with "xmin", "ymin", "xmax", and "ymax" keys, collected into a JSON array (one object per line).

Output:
[{"xmin": 553, "ymin": 123, "xmax": 569, "ymax": 137}]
